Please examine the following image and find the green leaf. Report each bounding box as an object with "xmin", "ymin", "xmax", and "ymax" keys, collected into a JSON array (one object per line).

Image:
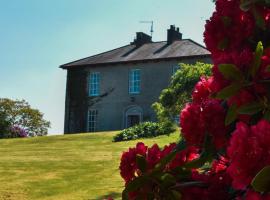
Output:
[
  {"xmin": 175, "ymin": 139, "xmax": 186, "ymax": 152},
  {"xmin": 183, "ymin": 150, "xmax": 210, "ymax": 169},
  {"xmin": 216, "ymin": 83, "xmax": 242, "ymax": 100},
  {"xmin": 264, "ymin": 109, "xmax": 270, "ymax": 121},
  {"xmin": 218, "ymin": 38, "xmax": 229, "ymax": 50},
  {"xmin": 252, "ymin": 7, "xmax": 266, "ymax": 30},
  {"xmin": 251, "ymin": 41, "xmax": 264, "ymax": 78},
  {"xmin": 122, "ymin": 175, "xmax": 150, "ymax": 199},
  {"xmin": 161, "ymin": 173, "xmax": 177, "ymax": 187},
  {"xmin": 240, "ymin": 0, "xmax": 252, "ymax": 11},
  {"xmin": 240, "ymin": 0, "xmax": 260, "ymax": 11},
  {"xmin": 225, "ymin": 103, "xmax": 238, "ymax": 126},
  {"xmin": 171, "ymin": 190, "xmax": 182, "ymax": 199},
  {"xmin": 238, "ymin": 102, "xmax": 263, "ymax": 115},
  {"xmin": 251, "ymin": 166, "xmax": 270, "ymax": 192},
  {"xmin": 218, "ymin": 64, "xmax": 244, "ymax": 81},
  {"xmin": 136, "ymin": 154, "xmax": 147, "ymax": 173},
  {"xmin": 155, "ymin": 151, "xmax": 177, "ymax": 171},
  {"xmin": 183, "ymin": 134, "xmax": 214, "ymax": 169}
]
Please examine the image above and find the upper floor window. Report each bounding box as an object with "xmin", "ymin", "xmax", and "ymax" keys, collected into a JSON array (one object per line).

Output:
[
  {"xmin": 129, "ymin": 69, "xmax": 141, "ymax": 94},
  {"xmin": 89, "ymin": 72, "xmax": 100, "ymax": 96},
  {"xmin": 172, "ymin": 65, "xmax": 180, "ymax": 75}
]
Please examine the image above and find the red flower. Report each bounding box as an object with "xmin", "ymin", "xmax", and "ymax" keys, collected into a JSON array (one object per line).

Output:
[
  {"xmin": 180, "ymin": 103, "xmax": 205, "ymax": 146},
  {"xmin": 227, "ymin": 120, "xmax": 270, "ymax": 190},
  {"xmin": 182, "ymin": 165, "xmax": 232, "ymax": 200},
  {"xmin": 146, "ymin": 143, "xmax": 161, "ymax": 169},
  {"xmin": 119, "ymin": 142, "xmax": 147, "ymax": 183},
  {"xmin": 204, "ymin": 0, "xmax": 254, "ymax": 58},
  {"xmin": 180, "ymin": 99, "xmax": 227, "ymax": 149},
  {"xmin": 192, "ymin": 76, "xmax": 214, "ymax": 103}
]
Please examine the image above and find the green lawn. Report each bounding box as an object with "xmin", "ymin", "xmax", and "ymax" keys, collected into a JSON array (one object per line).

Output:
[{"xmin": 0, "ymin": 131, "xmax": 180, "ymax": 200}]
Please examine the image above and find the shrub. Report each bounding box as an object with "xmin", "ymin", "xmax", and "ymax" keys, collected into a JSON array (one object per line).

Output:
[
  {"xmin": 10, "ymin": 125, "xmax": 28, "ymax": 138},
  {"xmin": 152, "ymin": 62, "xmax": 212, "ymax": 133},
  {"xmin": 119, "ymin": 0, "xmax": 270, "ymax": 199},
  {"xmin": 113, "ymin": 122, "xmax": 171, "ymax": 142}
]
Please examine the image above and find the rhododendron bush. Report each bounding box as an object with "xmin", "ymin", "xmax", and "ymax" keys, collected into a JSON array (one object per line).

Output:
[{"xmin": 119, "ymin": 0, "xmax": 270, "ymax": 199}]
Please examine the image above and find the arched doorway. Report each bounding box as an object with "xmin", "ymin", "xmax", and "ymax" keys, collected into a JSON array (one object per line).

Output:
[{"xmin": 124, "ymin": 106, "xmax": 143, "ymax": 128}]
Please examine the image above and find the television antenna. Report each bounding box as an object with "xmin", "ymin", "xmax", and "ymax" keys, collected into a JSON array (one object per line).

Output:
[{"xmin": 139, "ymin": 20, "xmax": 154, "ymax": 37}]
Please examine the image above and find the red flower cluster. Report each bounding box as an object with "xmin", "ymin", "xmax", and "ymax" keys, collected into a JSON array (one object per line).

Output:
[
  {"xmin": 120, "ymin": 0, "xmax": 270, "ymax": 198},
  {"xmin": 181, "ymin": 76, "xmax": 229, "ymax": 149},
  {"xmin": 192, "ymin": 76, "xmax": 213, "ymax": 103},
  {"xmin": 238, "ymin": 190, "xmax": 270, "ymax": 200},
  {"xmin": 119, "ymin": 142, "xmax": 147, "ymax": 183},
  {"xmin": 227, "ymin": 120, "xmax": 270, "ymax": 190},
  {"xmin": 181, "ymin": 157, "xmax": 231, "ymax": 200},
  {"xmin": 120, "ymin": 142, "xmax": 198, "ymax": 184},
  {"xmin": 204, "ymin": 0, "xmax": 254, "ymax": 59},
  {"xmin": 180, "ymin": 98, "xmax": 227, "ymax": 149}
]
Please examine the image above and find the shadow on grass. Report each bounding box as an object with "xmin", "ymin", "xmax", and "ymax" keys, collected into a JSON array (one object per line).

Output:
[{"xmin": 92, "ymin": 192, "xmax": 121, "ymax": 200}]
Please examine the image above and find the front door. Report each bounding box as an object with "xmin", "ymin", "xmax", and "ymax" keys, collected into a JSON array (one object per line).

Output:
[{"xmin": 127, "ymin": 115, "xmax": 140, "ymax": 128}]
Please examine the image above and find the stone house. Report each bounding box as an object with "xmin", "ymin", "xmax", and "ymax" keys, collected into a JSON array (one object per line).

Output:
[{"xmin": 60, "ymin": 25, "xmax": 211, "ymax": 134}]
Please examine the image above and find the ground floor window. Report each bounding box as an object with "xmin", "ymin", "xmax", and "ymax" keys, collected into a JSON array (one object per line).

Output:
[{"xmin": 88, "ymin": 109, "xmax": 98, "ymax": 132}]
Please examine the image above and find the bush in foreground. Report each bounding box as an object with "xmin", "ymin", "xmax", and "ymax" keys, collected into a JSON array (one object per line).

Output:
[
  {"xmin": 113, "ymin": 122, "xmax": 173, "ymax": 142},
  {"xmin": 118, "ymin": 0, "xmax": 270, "ymax": 199}
]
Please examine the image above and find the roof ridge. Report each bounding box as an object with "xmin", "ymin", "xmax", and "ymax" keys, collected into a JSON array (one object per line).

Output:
[
  {"xmin": 60, "ymin": 44, "xmax": 133, "ymax": 68},
  {"xmin": 60, "ymin": 39, "xmax": 210, "ymax": 69}
]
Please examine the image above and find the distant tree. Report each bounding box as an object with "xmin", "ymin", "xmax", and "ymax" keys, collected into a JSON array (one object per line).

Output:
[
  {"xmin": 0, "ymin": 111, "xmax": 11, "ymax": 138},
  {"xmin": 0, "ymin": 98, "xmax": 50, "ymax": 136},
  {"xmin": 152, "ymin": 62, "xmax": 212, "ymax": 130}
]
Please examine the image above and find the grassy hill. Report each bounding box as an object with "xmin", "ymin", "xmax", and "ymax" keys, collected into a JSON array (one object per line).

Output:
[{"xmin": 0, "ymin": 131, "xmax": 180, "ymax": 200}]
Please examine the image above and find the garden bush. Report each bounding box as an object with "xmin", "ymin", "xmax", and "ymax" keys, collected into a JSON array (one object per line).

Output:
[{"xmin": 113, "ymin": 122, "xmax": 172, "ymax": 142}]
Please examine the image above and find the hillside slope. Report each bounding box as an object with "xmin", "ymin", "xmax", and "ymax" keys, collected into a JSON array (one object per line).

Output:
[{"xmin": 0, "ymin": 131, "xmax": 179, "ymax": 200}]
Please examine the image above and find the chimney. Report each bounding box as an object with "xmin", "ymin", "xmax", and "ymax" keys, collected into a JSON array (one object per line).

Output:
[
  {"xmin": 167, "ymin": 25, "xmax": 182, "ymax": 44},
  {"xmin": 131, "ymin": 32, "xmax": 152, "ymax": 47}
]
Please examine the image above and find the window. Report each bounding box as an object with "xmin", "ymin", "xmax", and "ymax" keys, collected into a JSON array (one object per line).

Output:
[
  {"xmin": 88, "ymin": 109, "xmax": 98, "ymax": 132},
  {"xmin": 129, "ymin": 69, "xmax": 141, "ymax": 94},
  {"xmin": 89, "ymin": 72, "xmax": 100, "ymax": 96},
  {"xmin": 172, "ymin": 65, "xmax": 180, "ymax": 75}
]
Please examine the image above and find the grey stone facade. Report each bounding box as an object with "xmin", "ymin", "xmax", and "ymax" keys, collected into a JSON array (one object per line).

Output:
[
  {"xmin": 63, "ymin": 58, "xmax": 211, "ymax": 133},
  {"xmin": 61, "ymin": 25, "xmax": 211, "ymax": 133}
]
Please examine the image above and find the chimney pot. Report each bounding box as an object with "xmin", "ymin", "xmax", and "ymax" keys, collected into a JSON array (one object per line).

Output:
[{"xmin": 167, "ymin": 25, "xmax": 182, "ymax": 44}]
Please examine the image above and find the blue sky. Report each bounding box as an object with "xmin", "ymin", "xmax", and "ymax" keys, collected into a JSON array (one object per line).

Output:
[{"xmin": 0, "ymin": 0, "xmax": 215, "ymax": 134}]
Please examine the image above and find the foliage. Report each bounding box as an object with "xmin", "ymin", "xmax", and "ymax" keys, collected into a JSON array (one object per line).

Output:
[
  {"xmin": 0, "ymin": 111, "xmax": 11, "ymax": 138},
  {"xmin": 113, "ymin": 122, "xmax": 173, "ymax": 142},
  {"xmin": 0, "ymin": 98, "xmax": 50, "ymax": 137},
  {"xmin": 119, "ymin": 0, "xmax": 270, "ymax": 199},
  {"xmin": 152, "ymin": 62, "xmax": 212, "ymax": 131}
]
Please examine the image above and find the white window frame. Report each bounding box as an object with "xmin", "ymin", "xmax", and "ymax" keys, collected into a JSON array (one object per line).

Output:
[
  {"xmin": 87, "ymin": 109, "xmax": 98, "ymax": 132},
  {"xmin": 129, "ymin": 69, "xmax": 141, "ymax": 94},
  {"xmin": 89, "ymin": 72, "xmax": 100, "ymax": 96}
]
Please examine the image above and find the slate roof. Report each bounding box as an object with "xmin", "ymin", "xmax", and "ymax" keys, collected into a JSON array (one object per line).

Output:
[{"xmin": 60, "ymin": 39, "xmax": 210, "ymax": 69}]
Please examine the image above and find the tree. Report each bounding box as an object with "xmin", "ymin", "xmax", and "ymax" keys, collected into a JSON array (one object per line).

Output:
[
  {"xmin": 0, "ymin": 98, "xmax": 50, "ymax": 136},
  {"xmin": 152, "ymin": 62, "xmax": 212, "ymax": 130},
  {"xmin": 0, "ymin": 111, "xmax": 11, "ymax": 138}
]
